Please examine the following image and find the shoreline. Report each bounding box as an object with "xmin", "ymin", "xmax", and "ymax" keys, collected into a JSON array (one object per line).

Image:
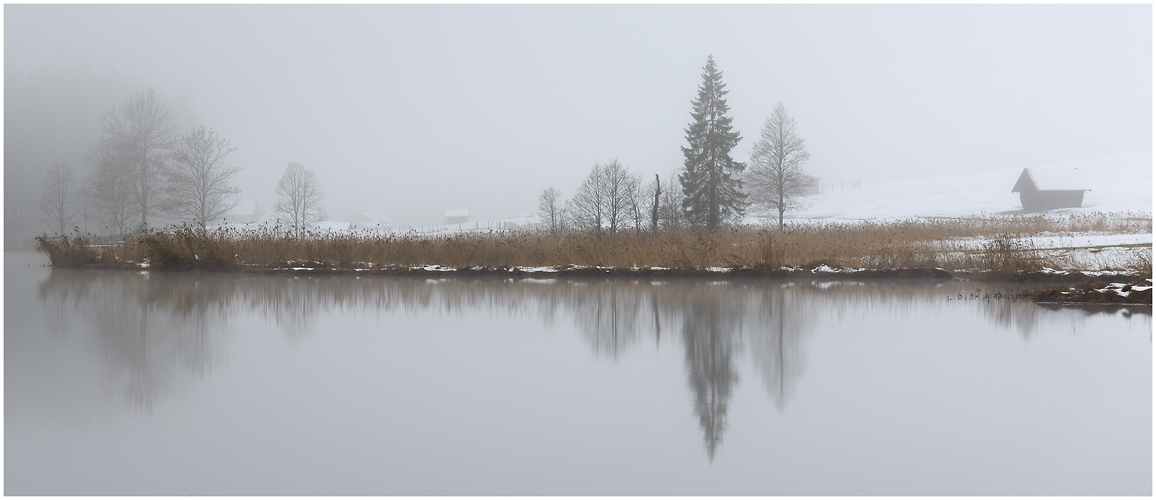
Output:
[
  {"xmin": 29, "ymin": 256, "xmax": 1152, "ymax": 306},
  {"xmin": 30, "ymin": 215, "xmax": 1152, "ymax": 306}
]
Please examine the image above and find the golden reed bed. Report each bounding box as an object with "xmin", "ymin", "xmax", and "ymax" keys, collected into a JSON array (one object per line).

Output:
[{"xmin": 35, "ymin": 213, "xmax": 1150, "ymax": 281}]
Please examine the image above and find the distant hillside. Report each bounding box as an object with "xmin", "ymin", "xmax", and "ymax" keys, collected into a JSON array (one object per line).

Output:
[{"xmin": 761, "ymin": 153, "xmax": 1152, "ymax": 222}]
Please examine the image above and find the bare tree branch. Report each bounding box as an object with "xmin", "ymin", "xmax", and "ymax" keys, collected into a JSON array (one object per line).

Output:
[
  {"xmin": 99, "ymin": 89, "xmax": 178, "ymax": 231},
  {"xmin": 747, "ymin": 102, "xmax": 810, "ymax": 230},
  {"xmin": 39, "ymin": 162, "xmax": 77, "ymax": 235},
  {"xmin": 569, "ymin": 159, "xmax": 639, "ymax": 234},
  {"xmin": 601, "ymin": 159, "xmax": 638, "ymax": 235},
  {"xmin": 166, "ymin": 127, "xmax": 240, "ymax": 228},
  {"xmin": 273, "ymin": 162, "xmax": 326, "ymax": 238},
  {"xmin": 538, "ymin": 187, "xmax": 562, "ymax": 234},
  {"xmin": 84, "ymin": 143, "xmax": 139, "ymax": 234},
  {"xmin": 570, "ymin": 162, "xmax": 607, "ymax": 233},
  {"xmin": 658, "ymin": 171, "xmax": 687, "ymax": 229}
]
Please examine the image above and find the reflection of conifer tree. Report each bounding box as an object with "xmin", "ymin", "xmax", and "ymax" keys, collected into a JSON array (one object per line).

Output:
[{"xmin": 680, "ymin": 293, "xmax": 742, "ymax": 461}]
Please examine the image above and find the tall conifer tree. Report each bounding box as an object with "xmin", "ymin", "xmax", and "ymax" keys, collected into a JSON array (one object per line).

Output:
[{"xmin": 679, "ymin": 55, "xmax": 747, "ymax": 228}]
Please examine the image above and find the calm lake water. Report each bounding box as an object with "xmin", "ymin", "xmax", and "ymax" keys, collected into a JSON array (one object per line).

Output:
[{"xmin": 4, "ymin": 250, "xmax": 1151, "ymax": 495}]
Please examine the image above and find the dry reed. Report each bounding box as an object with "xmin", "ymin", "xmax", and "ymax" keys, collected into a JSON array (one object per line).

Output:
[{"xmin": 34, "ymin": 213, "xmax": 1152, "ymax": 277}]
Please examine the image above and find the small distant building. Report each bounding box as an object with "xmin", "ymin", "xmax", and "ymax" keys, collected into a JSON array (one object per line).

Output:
[
  {"xmin": 345, "ymin": 211, "xmax": 394, "ymax": 230},
  {"xmin": 800, "ymin": 174, "xmax": 822, "ymax": 196},
  {"xmin": 444, "ymin": 209, "xmax": 469, "ymax": 225},
  {"xmin": 1011, "ymin": 167, "xmax": 1091, "ymax": 212},
  {"xmin": 223, "ymin": 199, "xmax": 259, "ymax": 223}
]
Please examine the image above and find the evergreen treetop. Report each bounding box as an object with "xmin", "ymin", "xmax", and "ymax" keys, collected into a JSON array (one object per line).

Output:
[{"xmin": 680, "ymin": 55, "xmax": 747, "ymax": 228}]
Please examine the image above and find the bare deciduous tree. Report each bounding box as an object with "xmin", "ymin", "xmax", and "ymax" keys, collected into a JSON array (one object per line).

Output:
[
  {"xmin": 658, "ymin": 171, "xmax": 687, "ymax": 229},
  {"xmin": 100, "ymin": 89, "xmax": 178, "ymax": 231},
  {"xmin": 627, "ymin": 181, "xmax": 646, "ymax": 234},
  {"xmin": 569, "ymin": 163, "xmax": 607, "ymax": 233},
  {"xmin": 558, "ymin": 203, "xmax": 573, "ymax": 232},
  {"xmin": 166, "ymin": 127, "xmax": 240, "ymax": 228},
  {"xmin": 601, "ymin": 159, "xmax": 638, "ymax": 234},
  {"xmin": 39, "ymin": 162, "xmax": 77, "ymax": 235},
  {"xmin": 630, "ymin": 173, "xmax": 664, "ymax": 233},
  {"xmin": 538, "ymin": 187, "xmax": 562, "ymax": 234},
  {"xmin": 747, "ymin": 102, "xmax": 810, "ymax": 230},
  {"xmin": 274, "ymin": 162, "xmax": 326, "ymax": 238},
  {"xmin": 85, "ymin": 143, "xmax": 139, "ymax": 234},
  {"xmin": 570, "ymin": 159, "xmax": 639, "ymax": 234},
  {"xmin": 628, "ymin": 173, "xmax": 662, "ymax": 234}
]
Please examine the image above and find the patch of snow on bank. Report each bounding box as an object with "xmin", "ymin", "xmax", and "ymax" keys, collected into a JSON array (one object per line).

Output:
[
  {"xmin": 513, "ymin": 266, "xmax": 559, "ymax": 273},
  {"xmin": 950, "ymin": 233, "xmax": 1151, "ymax": 252}
]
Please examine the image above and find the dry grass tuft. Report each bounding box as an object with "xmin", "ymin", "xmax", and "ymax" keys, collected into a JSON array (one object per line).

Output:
[
  {"xmin": 972, "ymin": 234, "xmax": 1045, "ymax": 279},
  {"xmin": 35, "ymin": 232, "xmax": 145, "ymax": 268},
  {"xmin": 142, "ymin": 226, "xmax": 239, "ymax": 271}
]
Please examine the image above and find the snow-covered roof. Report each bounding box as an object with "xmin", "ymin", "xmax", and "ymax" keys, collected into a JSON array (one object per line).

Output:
[
  {"xmin": 226, "ymin": 199, "xmax": 257, "ymax": 216},
  {"xmin": 1012, "ymin": 167, "xmax": 1090, "ymax": 193},
  {"xmin": 502, "ymin": 214, "xmax": 542, "ymax": 225},
  {"xmin": 345, "ymin": 211, "xmax": 394, "ymax": 225},
  {"xmin": 444, "ymin": 209, "xmax": 469, "ymax": 218},
  {"xmin": 250, "ymin": 210, "xmax": 274, "ymax": 224}
]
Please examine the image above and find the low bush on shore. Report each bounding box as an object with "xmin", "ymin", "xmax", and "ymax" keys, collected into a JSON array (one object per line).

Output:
[{"xmin": 34, "ymin": 213, "xmax": 1151, "ymax": 278}]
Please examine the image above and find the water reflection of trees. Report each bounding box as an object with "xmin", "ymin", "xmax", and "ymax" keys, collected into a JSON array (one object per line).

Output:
[
  {"xmin": 36, "ymin": 271, "xmax": 1119, "ymax": 457},
  {"xmin": 749, "ymin": 291, "xmax": 809, "ymax": 411},
  {"xmin": 38, "ymin": 270, "xmax": 232, "ymax": 412},
  {"xmin": 679, "ymin": 289, "xmax": 743, "ymax": 460},
  {"xmin": 980, "ymin": 295, "xmax": 1152, "ymax": 340}
]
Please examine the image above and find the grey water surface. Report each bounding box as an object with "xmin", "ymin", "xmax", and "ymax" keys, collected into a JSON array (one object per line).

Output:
[{"xmin": 5, "ymin": 250, "xmax": 1151, "ymax": 495}]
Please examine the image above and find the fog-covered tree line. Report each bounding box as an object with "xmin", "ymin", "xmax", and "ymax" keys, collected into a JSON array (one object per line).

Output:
[
  {"xmin": 37, "ymin": 88, "xmax": 247, "ymax": 234},
  {"xmin": 26, "ymin": 55, "xmax": 807, "ymax": 240},
  {"xmin": 540, "ymin": 55, "xmax": 812, "ymax": 232},
  {"xmin": 29, "ymin": 84, "xmax": 326, "ymax": 237}
]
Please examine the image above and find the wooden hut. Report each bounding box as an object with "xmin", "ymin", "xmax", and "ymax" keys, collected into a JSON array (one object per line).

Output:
[
  {"xmin": 444, "ymin": 209, "xmax": 469, "ymax": 225},
  {"xmin": 1011, "ymin": 167, "xmax": 1090, "ymax": 211}
]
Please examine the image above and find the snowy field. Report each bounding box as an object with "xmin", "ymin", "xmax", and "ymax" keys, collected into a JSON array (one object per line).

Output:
[
  {"xmin": 740, "ymin": 153, "xmax": 1152, "ymax": 273},
  {"xmin": 761, "ymin": 152, "xmax": 1152, "ymax": 222}
]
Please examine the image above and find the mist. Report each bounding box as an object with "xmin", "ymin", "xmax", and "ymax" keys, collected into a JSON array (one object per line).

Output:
[{"xmin": 5, "ymin": 4, "xmax": 1151, "ymax": 242}]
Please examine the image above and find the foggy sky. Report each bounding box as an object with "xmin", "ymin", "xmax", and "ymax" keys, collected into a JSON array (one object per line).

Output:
[{"xmin": 5, "ymin": 4, "xmax": 1151, "ymax": 229}]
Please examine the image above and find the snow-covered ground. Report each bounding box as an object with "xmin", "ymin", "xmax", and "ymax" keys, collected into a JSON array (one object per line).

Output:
[
  {"xmin": 758, "ymin": 152, "xmax": 1152, "ymax": 222},
  {"xmin": 951, "ymin": 233, "xmax": 1153, "ymax": 252},
  {"xmin": 737, "ymin": 153, "xmax": 1152, "ymax": 273}
]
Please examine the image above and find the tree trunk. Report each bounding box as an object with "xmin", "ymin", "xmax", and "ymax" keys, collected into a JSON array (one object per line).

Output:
[
  {"xmin": 651, "ymin": 174, "xmax": 660, "ymax": 232},
  {"xmin": 140, "ymin": 157, "xmax": 148, "ymax": 231}
]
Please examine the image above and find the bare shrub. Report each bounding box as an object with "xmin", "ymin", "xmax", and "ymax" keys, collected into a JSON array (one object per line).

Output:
[{"xmin": 977, "ymin": 234, "xmax": 1043, "ymax": 278}]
